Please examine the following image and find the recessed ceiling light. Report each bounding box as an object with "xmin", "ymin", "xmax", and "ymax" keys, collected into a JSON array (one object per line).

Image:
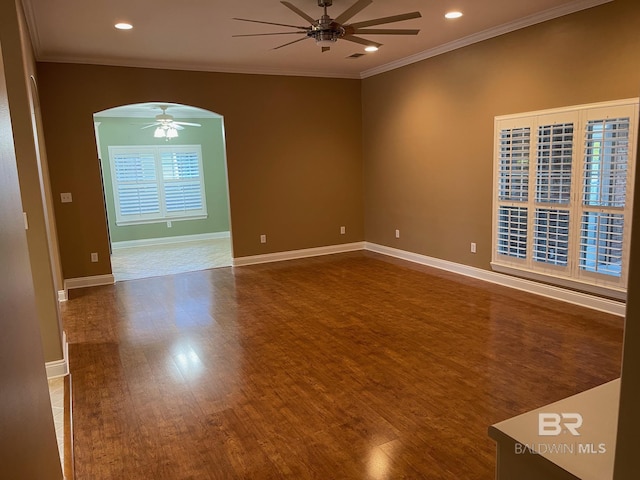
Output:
[
  {"xmin": 115, "ymin": 23, "xmax": 133, "ymax": 30},
  {"xmin": 365, "ymin": 46, "xmax": 379, "ymax": 52},
  {"xmin": 445, "ymin": 11, "xmax": 463, "ymax": 19}
]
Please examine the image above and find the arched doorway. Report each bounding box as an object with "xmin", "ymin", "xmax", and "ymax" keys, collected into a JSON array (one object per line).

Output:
[{"xmin": 93, "ymin": 102, "xmax": 232, "ymax": 281}]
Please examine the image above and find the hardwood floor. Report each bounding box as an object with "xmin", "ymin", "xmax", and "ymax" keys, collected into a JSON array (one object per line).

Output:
[{"xmin": 61, "ymin": 251, "xmax": 624, "ymax": 479}]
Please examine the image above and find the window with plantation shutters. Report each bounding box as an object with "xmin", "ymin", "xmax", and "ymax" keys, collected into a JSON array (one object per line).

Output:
[
  {"xmin": 109, "ymin": 145, "xmax": 206, "ymax": 225},
  {"xmin": 492, "ymin": 99, "xmax": 638, "ymax": 298}
]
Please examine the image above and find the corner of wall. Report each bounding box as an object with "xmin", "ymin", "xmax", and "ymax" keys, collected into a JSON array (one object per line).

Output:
[{"xmin": 45, "ymin": 331, "xmax": 68, "ymax": 379}]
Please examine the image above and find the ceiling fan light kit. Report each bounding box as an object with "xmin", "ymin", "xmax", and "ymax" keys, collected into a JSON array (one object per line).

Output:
[
  {"xmin": 154, "ymin": 126, "xmax": 179, "ymax": 139},
  {"xmin": 141, "ymin": 106, "xmax": 202, "ymax": 140},
  {"xmin": 233, "ymin": 0, "xmax": 421, "ymax": 53}
]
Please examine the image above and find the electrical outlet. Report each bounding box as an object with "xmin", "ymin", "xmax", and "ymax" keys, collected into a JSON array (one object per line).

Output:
[
  {"xmin": 167, "ymin": 221, "xmax": 172, "ymax": 228},
  {"xmin": 340, "ymin": 226, "xmax": 346, "ymax": 235},
  {"xmin": 260, "ymin": 234, "xmax": 267, "ymax": 244},
  {"xmin": 60, "ymin": 192, "xmax": 73, "ymax": 203},
  {"xmin": 395, "ymin": 229, "xmax": 400, "ymax": 239},
  {"xmin": 471, "ymin": 242, "xmax": 477, "ymax": 254},
  {"xmin": 91, "ymin": 252, "xmax": 99, "ymax": 262}
]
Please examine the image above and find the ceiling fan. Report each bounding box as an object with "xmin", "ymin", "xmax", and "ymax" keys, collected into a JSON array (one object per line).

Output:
[
  {"xmin": 233, "ymin": 0, "xmax": 421, "ymax": 52},
  {"xmin": 140, "ymin": 106, "xmax": 201, "ymax": 139}
]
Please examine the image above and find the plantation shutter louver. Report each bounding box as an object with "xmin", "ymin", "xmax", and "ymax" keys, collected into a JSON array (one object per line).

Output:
[
  {"xmin": 579, "ymin": 117, "xmax": 630, "ymax": 278},
  {"xmin": 533, "ymin": 122, "xmax": 573, "ymax": 268},
  {"xmin": 536, "ymin": 123, "xmax": 573, "ymax": 204},
  {"xmin": 497, "ymin": 206, "xmax": 528, "ymax": 259},
  {"xmin": 533, "ymin": 208, "xmax": 570, "ymax": 266},
  {"xmin": 113, "ymin": 150, "xmax": 160, "ymax": 220},
  {"xmin": 496, "ymin": 126, "xmax": 530, "ymax": 261},
  {"xmin": 161, "ymin": 149, "xmax": 204, "ymax": 214}
]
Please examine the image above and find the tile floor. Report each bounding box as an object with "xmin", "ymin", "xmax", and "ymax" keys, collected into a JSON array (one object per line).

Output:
[
  {"xmin": 110, "ymin": 237, "xmax": 232, "ymax": 281},
  {"xmin": 47, "ymin": 376, "xmax": 65, "ymax": 472}
]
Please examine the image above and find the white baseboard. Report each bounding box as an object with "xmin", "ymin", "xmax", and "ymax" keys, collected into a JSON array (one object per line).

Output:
[
  {"xmin": 58, "ymin": 289, "xmax": 68, "ymax": 302},
  {"xmin": 46, "ymin": 332, "xmax": 69, "ymax": 379},
  {"xmin": 60, "ymin": 241, "xmax": 624, "ymax": 316},
  {"xmin": 233, "ymin": 242, "xmax": 366, "ymax": 267},
  {"xmin": 365, "ymin": 242, "xmax": 626, "ymax": 317},
  {"xmin": 233, "ymin": 241, "xmax": 625, "ymax": 315},
  {"xmin": 64, "ymin": 274, "xmax": 115, "ymax": 291},
  {"xmin": 112, "ymin": 231, "xmax": 230, "ymax": 250}
]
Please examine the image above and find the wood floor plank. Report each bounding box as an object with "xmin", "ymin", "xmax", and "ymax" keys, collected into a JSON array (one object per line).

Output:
[{"xmin": 62, "ymin": 252, "xmax": 623, "ymax": 479}]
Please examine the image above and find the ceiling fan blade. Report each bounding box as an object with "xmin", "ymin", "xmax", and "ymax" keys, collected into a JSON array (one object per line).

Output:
[
  {"xmin": 174, "ymin": 122, "xmax": 201, "ymax": 127},
  {"xmin": 348, "ymin": 12, "xmax": 422, "ymax": 29},
  {"xmin": 280, "ymin": 2, "xmax": 316, "ymax": 24},
  {"xmin": 233, "ymin": 32, "xmax": 308, "ymax": 37},
  {"xmin": 334, "ymin": 0, "xmax": 373, "ymax": 25},
  {"xmin": 352, "ymin": 28, "xmax": 420, "ymax": 35},
  {"xmin": 141, "ymin": 123, "xmax": 160, "ymax": 129},
  {"xmin": 171, "ymin": 124, "xmax": 185, "ymax": 130},
  {"xmin": 342, "ymin": 35, "xmax": 382, "ymax": 48},
  {"xmin": 273, "ymin": 36, "xmax": 310, "ymax": 50},
  {"xmin": 233, "ymin": 18, "xmax": 309, "ymax": 30}
]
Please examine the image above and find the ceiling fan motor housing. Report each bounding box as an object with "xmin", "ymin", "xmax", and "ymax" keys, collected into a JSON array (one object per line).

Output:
[
  {"xmin": 309, "ymin": 13, "xmax": 345, "ymax": 43},
  {"xmin": 232, "ymin": 1, "xmax": 421, "ymax": 52}
]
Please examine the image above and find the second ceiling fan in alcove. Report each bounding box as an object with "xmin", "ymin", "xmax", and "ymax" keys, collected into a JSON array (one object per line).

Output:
[
  {"xmin": 140, "ymin": 105, "xmax": 202, "ymax": 139},
  {"xmin": 233, "ymin": 0, "xmax": 421, "ymax": 52}
]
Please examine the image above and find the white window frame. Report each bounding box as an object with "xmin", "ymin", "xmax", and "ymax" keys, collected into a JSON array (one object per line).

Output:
[
  {"xmin": 108, "ymin": 145, "xmax": 207, "ymax": 226},
  {"xmin": 491, "ymin": 99, "xmax": 639, "ymax": 299}
]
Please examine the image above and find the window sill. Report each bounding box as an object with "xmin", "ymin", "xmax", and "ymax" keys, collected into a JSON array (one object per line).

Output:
[
  {"xmin": 115, "ymin": 215, "xmax": 208, "ymax": 227},
  {"xmin": 490, "ymin": 262, "xmax": 626, "ymax": 301}
]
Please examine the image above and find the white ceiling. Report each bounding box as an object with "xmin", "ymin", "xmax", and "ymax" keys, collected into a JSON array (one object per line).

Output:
[{"xmin": 22, "ymin": 0, "xmax": 611, "ymax": 79}]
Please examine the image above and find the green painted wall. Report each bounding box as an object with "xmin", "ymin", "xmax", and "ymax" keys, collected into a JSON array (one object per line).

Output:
[{"xmin": 97, "ymin": 116, "xmax": 230, "ymax": 243}]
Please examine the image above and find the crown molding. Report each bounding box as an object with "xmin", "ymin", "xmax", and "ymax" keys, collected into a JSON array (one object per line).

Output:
[
  {"xmin": 360, "ymin": 0, "xmax": 614, "ymax": 79},
  {"xmin": 33, "ymin": 55, "xmax": 362, "ymax": 80},
  {"xmin": 22, "ymin": 0, "xmax": 613, "ymax": 81},
  {"xmin": 20, "ymin": 0, "xmax": 42, "ymax": 57}
]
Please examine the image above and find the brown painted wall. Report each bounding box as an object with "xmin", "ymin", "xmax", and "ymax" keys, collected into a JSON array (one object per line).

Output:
[
  {"xmin": 0, "ymin": 34, "xmax": 63, "ymax": 480},
  {"xmin": 36, "ymin": 0, "xmax": 640, "ymax": 281},
  {"xmin": 362, "ymin": 0, "xmax": 640, "ymax": 270},
  {"xmin": 36, "ymin": 64, "xmax": 364, "ymax": 278},
  {"xmin": 1, "ymin": 0, "xmax": 62, "ymax": 362}
]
